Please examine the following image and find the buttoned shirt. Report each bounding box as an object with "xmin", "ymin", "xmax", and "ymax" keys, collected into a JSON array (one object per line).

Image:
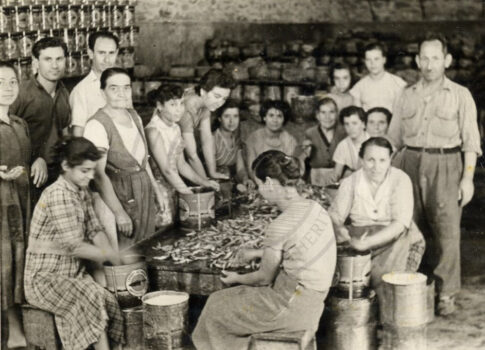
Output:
[
  {"xmin": 305, "ymin": 125, "xmax": 346, "ymax": 168},
  {"xmin": 387, "ymin": 77, "xmax": 482, "ymax": 155},
  {"xmin": 9, "ymin": 76, "xmax": 70, "ymax": 164},
  {"xmin": 69, "ymin": 70, "xmax": 107, "ymax": 128}
]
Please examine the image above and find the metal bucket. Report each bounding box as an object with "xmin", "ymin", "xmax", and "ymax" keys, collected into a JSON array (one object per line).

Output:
[
  {"xmin": 334, "ymin": 246, "xmax": 372, "ymax": 299},
  {"xmin": 380, "ymin": 272, "xmax": 427, "ymax": 327},
  {"xmin": 178, "ymin": 186, "xmax": 215, "ymax": 231},
  {"xmin": 103, "ymin": 256, "xmax": 148, "ymax": 309},
  {"xmin": 122, "ymin": 306, "xmax": 144, "ymax": 350},
  {"xmin": 380, "ymin": 324, "xmax": 427, "ymax": 350},
  {"xmin": 142, "ymin": 291, "xmax": 190, "ymax": 350}
]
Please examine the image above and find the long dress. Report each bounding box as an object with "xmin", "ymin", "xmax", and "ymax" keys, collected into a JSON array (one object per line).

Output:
[
  {"xmin": 193, "ymin": 199, "xmax": 337, "ymax": 350},
  {"xmin": 0, "ymin": 115, "xmax": 30, "ymax": 342},
  {"xmin": 24, "ymin": 176, "xmax": 124, "ymax": 350}
]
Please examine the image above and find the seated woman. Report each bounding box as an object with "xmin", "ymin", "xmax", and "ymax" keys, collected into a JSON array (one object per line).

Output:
[
  {"xmin": 213, "ymin": 99, "xmax": 254, "ymax": 190},
  {"xmin": 193, "ymin": 150, "xmax": 337, "ymax": 350},
  {"xmin": 24, "ymin": 137, "xmax": 124, "ymax": 350},
  {"xmin": 145, "ymin": 84, "xmax": 219, "ymax": 223},
  {"xmin": 302, "ymin": 97, "xmax": 346, "ymax": 186},
  {"xmin": 329, "ymin": 106, "xmax": 369, "ymax": 184},
  {"xmin": 84, "ymin": 67, "xmax": 163, "ymax": 249},
  {"xmin": 0, "ymin": 62, "xmax": 30, "ymax": 349},
  {"xmin": 245, "ymin": 100, "xmax": 300, "ymax": 180},
  {"xmin": 329, "ymin": 137, "xmax": 425, "ymax": 295}
]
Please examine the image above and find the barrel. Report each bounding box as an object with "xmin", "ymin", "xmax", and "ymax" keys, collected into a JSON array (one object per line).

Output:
[
  {"xmin": 379, "ymin": 272, "xmax": 428, "ymax": 350},
  {"xmin": 323, "ymin": 293, "xmax": 377, "ymax": 350},
  {"xmin": 104, "ymin": 257, "xmax": 148, "ymax": 309},
  {"xmin": 142, "ymin": 291, "xmax": 190, "ymax": 350},
  {"xmin": 334, "ymin": 246, "xmax": 371, "ymax": 299},
  {"xmin": 178, "ymin": 187, "xmax": 215, "ymax": 231},
  {"xmin": 122, "ymin": 307, "xmax": 144, "ymax": 350}
]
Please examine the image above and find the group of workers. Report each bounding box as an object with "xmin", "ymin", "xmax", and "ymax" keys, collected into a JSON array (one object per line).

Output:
[{"xmin": 0, "ymin": 28, "xmax": 480, "ymax": 350}]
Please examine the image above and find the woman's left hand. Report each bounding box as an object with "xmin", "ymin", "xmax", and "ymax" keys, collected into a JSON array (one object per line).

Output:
[
  {"xmin": 220, "ymin": 271, "xmax": 240, "ymax": 285},
  {"xmin": 349, "ymin": 236, "xmax": 370, "ymax": 252}
]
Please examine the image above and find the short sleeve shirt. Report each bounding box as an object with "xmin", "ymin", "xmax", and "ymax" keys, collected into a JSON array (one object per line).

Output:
[
  {"xmin": 69, "ymin": 70, "xmax": 107, "ymax": 128},
  {"xmin": 332, "ymin": 133, "xmax": 370, "ymax": 171},
  {"xmin": 264, "ymin": 199, "xmax": 336, "ymax": 292},
  {"xmin": 350, "ymin": 72, "xmax": 406, "ymax": 112}
]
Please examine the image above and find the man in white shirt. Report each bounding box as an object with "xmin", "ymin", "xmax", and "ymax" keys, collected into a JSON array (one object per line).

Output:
[
  {"xmin": 70, "ymin": 31, "xmax": 119, "ymax": 137},
  {"xmin": 350, "ymin": 42, "xmax": 406, "ymax": 112}
]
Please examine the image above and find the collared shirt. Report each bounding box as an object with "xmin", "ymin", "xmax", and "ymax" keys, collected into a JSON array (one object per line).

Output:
[
  {"xmin": 327, "ymin": 87, "xmax": 354, "ymax": 111},
  {"xmin": 178, "ymin": 88, "xmax": 210, "ymax": 134},
  {"xmin": 387, "ymin": 77, "xmax": 482, "ymax": 155},
  {"xmin": 69, "ymin": 70, "xmax": 107, "ymax": 128},
  {"xmin": 350, "ymin": 71, "xmax": 406, "ymax": 112},
  {"xmin": 305, "ymin": 125, "xmax": 346, "ymax": 168},
  {"xmin": 9, "ymin": 76, "xmax": 70, "ymax": 164}
]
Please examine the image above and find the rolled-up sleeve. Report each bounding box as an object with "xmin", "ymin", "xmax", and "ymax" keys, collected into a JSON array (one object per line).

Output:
[
  {"xmin": 44, "ymin": 190, "xmax": 84, "ymax": 254},
  {"xmin": 458, "ymin": 88, "xmax": 482, "ymax": 155},
  {"xmin": 328, "ymin": 176, "xmax": 353, "ymax": 227},
  {"xmin": 390, "ymin": 172, "xmax": 413, "ymax": 228}
]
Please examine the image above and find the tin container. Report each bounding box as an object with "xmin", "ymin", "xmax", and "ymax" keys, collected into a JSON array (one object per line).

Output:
[
  {"xmin": 40, "ymin": 5, "xmax": 55, "ymax": 30},
  {"xmin": 118, "ymin": 26, "xmax": 129, "ymax": 48},
  {"xmin": 60, "ymin": 28, "xmax": 75, "ymax": 52},
  {"xmin": 101, "ymin": 3, "xmax": 110, "ymax": 27},
  {"xmin": 74, "ymin": 27, "xmax": 86, "ymax": 51},
  {"xmin": 4, "ymin": 33, "xmax": 19, "ymax": 60},
  {"xmin": 28, "ymin": 5, "xmax": 41, "ymax": 30},
  {"xmin": 67, "ymin": 5, "xmax": 79, "ymax": 28},
  {"xmin": 78, "ymin": 4, "xmax": 89, "ymax": 28},
  {"xmin": 18, "ymin": 31, "xmax": 34, "ymax": 57},
  {"xmin": 80, "ymin": 52, "xmax": 90, "ymax": 74},
  {"xmin": 0, "ymin": 7, "xmax": 12, "ymax": 33},
  {"xmin": 129, "ymin": 25, "xmax": 138, "ymax": 47},
  {"xmin": 13, "ymin": 6, "xmax": 30, "ymax": 32},
  {"xmin": 111, "ymin": 4, "xmax": 122, "ymax": 27},
  {"xmin": 122, "ymin": 4, "xmax": 134, "ymax": 26},
  {"xmin": 66, "ymin": 52, "xmax": 80, "ymax": 77},
  {"xmin": 89, "ymin": 4, "xmax": 101, "ymax": 28},
  {"xmin": 178, "ymin": 187, "xmax": 215, "ymax": 231}
]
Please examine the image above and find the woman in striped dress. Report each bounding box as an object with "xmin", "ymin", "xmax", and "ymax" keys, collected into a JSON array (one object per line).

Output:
[{"xmin": 213, "ymin": 100, "xmax": 254, "ymax": 190}]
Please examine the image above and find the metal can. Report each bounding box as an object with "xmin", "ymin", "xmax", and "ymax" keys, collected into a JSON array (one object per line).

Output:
[
  {"xmin": 40, "ymin": 4, "xmax": 55, "ymax": 30},
  {"xmin": 13, "ymin": 6, "xmax": 30, "ymax": 32},
  {"xmin": 18, "ymin": 31, "xmax": 34, "ymax": 57},
  {"xmin": 90, "ymin": 4, "xmax": 101, "ymax": 28},
  {"xmin": 0, "ymin": 7, "xmax": 12, "ymax": 33},
  {"xmin": 80, "ymin": 52, "xmax": 90, "ymax": 74},
  {"xmin": 67, "ymin": 5, "xmax": 79, "ymax": 28},
  {"xmin": 78, "ymin": 4, "xmax": 89, "ymax": 27},
  {"xmin": 74, "ymin": 27, "xmax": 86, "ymax": 51},
  {"xmin": 101, "ymin": 4, "xmax": 111, "ymax": 28},
  {"xmin": 111, "ymin": 5, "xmax": 122, "ymax": 27},
  {"xmin": 122, "ymin": 47, "xmax": 134, "ymax": 68},
  {"xmin": 56, "ymin": 5, "xmax": 68, "ymax": 28},
  {"xmin": 66, "ymin": 52, "xmax": 80, "ymax": 77},
  {"xmin": 119, "ymin": 26, "xmax": 129, "ymax": 48},
  {"xmin": 122, "ymin": 5, "xmax": 134, "ymax": 26},
  {"xmin": 28, "ymin": 5, "xmax": 41, "ymax": 30},
  {"xmin": 129, "ymin": 25, "xmax": 138, "ymax": 47},
  {"xmin": 61, "ymin": 28, "xmax": 75, "ymax": 52},
  {"xmin": 4, "ymin": 33, "xmax": 19, "ymax": 60}
]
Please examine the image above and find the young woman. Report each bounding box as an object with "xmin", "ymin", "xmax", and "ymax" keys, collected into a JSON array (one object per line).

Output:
[
  {"xmin": 83, "ymin": 67, "xmax": 162, "ymax": 249},
  {"xmin": 327, "ymin": 63, "xmax": 354, "ymax": 111},
  {"xmin": 365, "ymin": 106, "xmax": 392, "ymax": 137},
  {"xmin": 330, "ymin": 106, "xmax": 370, "ymax": 183},
  {"xmin": 0, "ymin": 62, "xmax": 30, "ymax": 349},
  {"xmin": 24, "ymin": 137, "xmax": 124, "ymax": 350},
  {"xmin": 245, "ymin": 100, "xmax": 300, "ymax": 180},
  {"xmin": 145, "ymin": 85, "xmax": 219, "ymax": 224},
  {"xmin": 329, "ymin": 137, "xmax": 425, "ymax": 296},
  {"xmin": 193, "ymin": 150, "xmax": 336, "ymax": 350},
  {"xmin": 302, "ymin": 97, "xmax": 346, "ymax": 186},
  {"xmin": 213, "ymin": 99, "xmax": 254, "ymax": 190}
]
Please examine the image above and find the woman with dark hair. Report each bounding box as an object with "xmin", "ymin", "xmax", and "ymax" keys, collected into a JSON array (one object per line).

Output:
[
  {"xmin": 245, "ymin": 100, "xmax": 300, "ymax": 180},
  {"xmin": 24, "ymin": 137, "xmax": 124, "ymax": 350},
  {"xmin": 329, "ymin": 137, "xmax": 425, "ymax": 296},
  {"xmin": 302, "ymin": 97, "xmax": 346, "ymax": 185},
  {"xmin": 212, "ymin": 99, "xmax": 253, "ymax": 189},
  {"xmin": 179, "ymin": 68, "xmax": 236, "ymax": 180},
  {"xmin": 327, "ymin": 62, "xmax": 354, "ymax": 111},
  {"xmin": 193, "ymin": 150, "xmax": 337, "ymax": 350},
  {"xmin": 0, "ymin": 62, "xmax": 30, "ymax": 348},
  {"xmin": 83, "ymin": 67, "xmax": 161, "ymax": 248},
  {"xmin": 145, "ymin": 85, "xmax": 220, "ymax": 225}
]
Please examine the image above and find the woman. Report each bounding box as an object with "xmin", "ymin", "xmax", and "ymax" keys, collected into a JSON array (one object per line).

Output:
[
  {"xmin": 193, "ymin": 150, "xmax": 337, "ymax": 350},
  {"xmin": 329, "ymin": 137, "xmax": 425, "ymax": 295},
  {"xmin": 24, "ymin": 137, "xmax": 124, "ymax": 350},
  {"xmin": 302, "ymin": 97, "xmax": 346, "ymax": 186},
  {"xmin": 213, "ymin": 99, "xmax": 254, "ymax": 190},
  {"xmin": 145, "ymin": 85, "xmax": 219, "ymax": 225},
  {"xmin": 330, "ymin": 105, "xmax": 370, "ymax": 183},
  {"xmin": 0, "ymin": 62, "xmax": 30, "ymax": 349},
  {"xmin": 245, "ymin": 100, "xmax": 300, "ymax": 180},
  {"xmin": 327, "ymin": 63, "xmax": 354, "ymax": 111},
  {"xmin": 84, "ymin": 67, "xmax": 162, "ymax": 248}
]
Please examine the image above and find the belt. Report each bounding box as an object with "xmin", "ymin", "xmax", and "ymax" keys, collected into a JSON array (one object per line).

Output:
[{"xmin": 406, "ymin": 146, "xmax": 461, "ymax": 154}]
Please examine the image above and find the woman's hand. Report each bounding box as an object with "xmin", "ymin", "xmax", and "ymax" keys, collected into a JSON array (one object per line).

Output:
[
  {"xmin": 336, "ymin": 227, "xmax": 351, "ymax": 244},
  {"xmin": 204, "ymin": 179, "xmax": 220, "ymax": 192},
  {"xmin": 115, "ymin": 210, "xmax": 133, "ymax": 237},
  {"xmin": 0, "ymin": 165, "xmax": 24, "ymax": 181},
  {"xmin": 220, "ymin": 271, "xmax": 241, "ymax": 285},
  {"xmin": 349, "ymin": 236, "xmax": 370, "ymax": 252},
  {"xmin": 228, "ymin": 248, "xmax": 255, "ymax": 267},
  {"xmin": 243, "ymin": 179, "xmax": 256, "ymax": 191},
  {"xmin": 209, "ymin": 171, "xmax": 230, "ymax": 180},
  {"xmin": 178, "ymin": 187, "xmax": 193, "ymax": 195},
  {"xmin": 154, "ymin": 189, "xmax": 166, "ymax": 213}
]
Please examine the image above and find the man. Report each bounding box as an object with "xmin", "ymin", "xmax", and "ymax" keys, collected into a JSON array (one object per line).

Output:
[
  {"xmin": 388, "ymin": 33, "xmax": 481, "ymax": 316},
  {"xmin": 350, "ymin": 42, "xmax": 406, "ymax": 112},
  {"xmin": 70, "ymin": 31, "xmax": 119, "ymax": 137},
  {"xmin": 10, "ymin": 37, "xmax": 70, "ymax": 203},
  {"xmin": 180, "ymin": 69, "xmax": 235, "ymax": 180}
]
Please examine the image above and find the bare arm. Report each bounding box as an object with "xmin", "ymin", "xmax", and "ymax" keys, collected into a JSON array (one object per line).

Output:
[
  {"xmin": 350, "ymin": 221, "xmax": 405, "ymax": 252},
  {"xmin": 182, "ymin": 131, "xmax": 208, "ymax": 179},
  {"xmin": 71, "ymin": 232, "xmax": 120, "ymax": 265},
  {"xmin": 72, "ymin": 125, "xmax": 84, "ymax": 137},
  {"xmin": 200, "ymin": 117, "xmax": 228, "ymax": 180},
  {"xmin": 459, "ymin": 151, "xmax": 477, "ymax": 207}
]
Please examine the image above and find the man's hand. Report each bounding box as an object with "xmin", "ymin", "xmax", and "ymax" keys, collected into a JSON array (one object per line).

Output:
[
  {"xmin": 115, "ymin": 210, "xmax": 133, "ymax": 237},
  {"xmin": 31, "ymin": 157, "xmax": 48, "ymax": 188},
  {"xmin": 459, "ymin": 178, "xmax": 474, "ymax": 207}
]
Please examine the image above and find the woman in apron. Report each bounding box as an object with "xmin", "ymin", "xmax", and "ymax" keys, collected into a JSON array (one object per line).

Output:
[
  {"xmin": 24, "ymin": 137, "xmax": 123, "ymax": 350},
  {"xmin": 302, "ymin": 97, "xmax": 346, "ymax": 186},
  {"xmin": 193, "ymin": 150, "xmax": 337, "ymax": 350},
  {"xmin": 84, "ymin": 67, "xmax": 162, "ymax": 249},
  {"xmin": 213, "ymin": 99, "xmax": 254, "ymax": 191},
  {"xmin": 329, "ymin": 137, "xmax": 425, "ymax": 296},
  {"xmin": 0, "ymin": 62, "xmax": 30, "ymax": 349},
  {"xmin": 145, "ymin": 84, "xmax": 219, "ymax": 227}
]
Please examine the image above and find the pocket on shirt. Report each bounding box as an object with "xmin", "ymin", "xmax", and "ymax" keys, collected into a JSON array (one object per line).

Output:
[
  {"xmin": 401, "ymin": 103, "xmax": 419, "ymax": 137},
  {"xmin": 430, "ymin": 105, "xmax": 459, "ymax": 139}
]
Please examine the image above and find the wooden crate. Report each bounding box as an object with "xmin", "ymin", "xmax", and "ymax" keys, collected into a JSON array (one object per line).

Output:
[
  {"xmin": 249, "ymin": 331, "xmax": 316, "ymax": 350},
  {"xmin": 21, "ymin": 305, "xmax": 62, "ymax": 350}
]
